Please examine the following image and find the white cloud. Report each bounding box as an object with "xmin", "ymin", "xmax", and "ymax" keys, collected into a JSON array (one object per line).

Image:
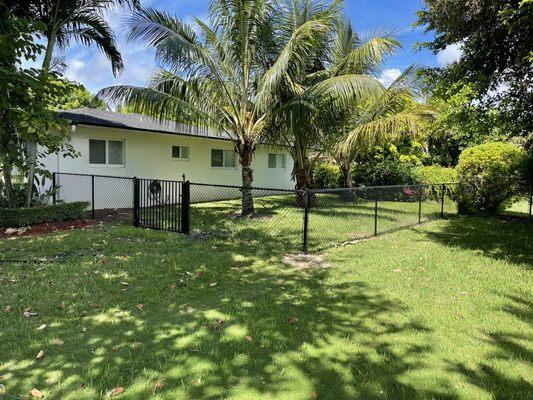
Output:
[
  {"xmin": 378, "ymin": 68, "xmax": 402, "ymax": 88},
  {"xmin": 436, "ymin": 43, "xmax": 463, "ymax": 66}
]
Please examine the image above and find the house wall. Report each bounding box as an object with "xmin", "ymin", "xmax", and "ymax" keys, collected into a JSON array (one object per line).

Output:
[{"xmin": 41, "ymin": 125, "xmax": 295, "ymax": 208}]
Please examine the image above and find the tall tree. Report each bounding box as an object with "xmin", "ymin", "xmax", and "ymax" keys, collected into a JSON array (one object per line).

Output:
[
  {"xmin": 416, "ymin": 0, "xmax": 533, "ymax": 142},
  {"xmin": 266, "ymin": 12, "xmax": 400, "ymax": 189},
  {"xmin": 336, "ymin": 66, "xmax": 436, "ymax": 187},
  {"xmin": 99, "ymin": 0, "xmax": 379, "ymax": 214},
  {"xmin": 0, "ymin": 6, "xmax": 74, "ymax": 207},
  {"xmin": 10, "ymin": 0, "xmax": 137, "ymax": 206}
]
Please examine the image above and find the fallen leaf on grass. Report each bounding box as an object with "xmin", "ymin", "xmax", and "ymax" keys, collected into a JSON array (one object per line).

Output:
[
  {"xmin": 58, "ymin": 301, "xmax": 65, "ymax": 310},
  {"xmin": 35, "ymin": 350, "xmax": 44, "ymax": 360},
  {"xmin": 53, "ymin": 338, "xmax": 64, "ymax": 346},
  {"xmin": 311, "ymin": 391, "xmax": 318, "ymax": 399},
  {"xmin": 2, "ymin": 305, "xmax": 12, "ymax": 313},
  {"xmin": 109, "ymin": 387, "xmax": 125, "ymax": 397},
  {"xmin": 288, "ymin": 316, "xmax": 299, "ymax": 325},
  {"xmin": 135, "ymin": 304, "xmax": 144, "ymax": 311},
  {"xmin": 393, "ymin": 268, "xmax": 402, "ymax": 273},
  {"xmin": 23, "ymin": 311, "xmax": 38, "ymax": 318},
  {"xmin": 209, "ymin": 282, "xmax": 218, "ymax": 287},
  {"xmin": 120, "ymin": 282, "xmax": 129, "ymax": 287},
  {"xmin": 245, "ymin": 335, "xmax": 253, "ymax": 342},
  {"xmin": 152, "ymin": 380, "xmax": 165, "ymax": 394},
  {"xmin": 29, "ymin": 388, "xmax": 44, "ymax": 398},
  {"xmin": 36, "ymin": 324, "xmax": 47, "ymax": 331}
]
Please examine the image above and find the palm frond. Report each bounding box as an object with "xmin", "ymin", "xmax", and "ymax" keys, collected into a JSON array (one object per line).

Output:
[{"xmin": 342, "ymin": 105, "xmax": 437, "ymax": 153}]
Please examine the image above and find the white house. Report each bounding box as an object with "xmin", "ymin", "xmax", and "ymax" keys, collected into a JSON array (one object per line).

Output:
[
  {"xmin": 41, "ymin": 108, "xmax": 295, "ymax": 209},
  {"xmin": 42, "ymin": 108, "xmax": 295, "ymax": 209}
]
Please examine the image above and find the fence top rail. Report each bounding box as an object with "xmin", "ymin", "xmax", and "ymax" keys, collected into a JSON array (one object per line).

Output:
[
  {"xmin": 310, "ymin": 182, "xmax": 458, "ymax": 193},
  {"xmin": 189, "ymin": 181, "xmax": 297, "ymax": 193},
  {"xmin": 55, "ymin": 172, "xmax": 134, "ymax": 180}
]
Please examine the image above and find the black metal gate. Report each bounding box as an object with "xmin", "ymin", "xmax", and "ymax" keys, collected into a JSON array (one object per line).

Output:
[{"xmin": 133, "ymin": 178, "xmax": 189, "ymax": 233}]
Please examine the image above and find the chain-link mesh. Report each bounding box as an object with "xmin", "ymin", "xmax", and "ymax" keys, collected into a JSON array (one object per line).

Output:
[
  {"xmin": 54, "ymin": 173, "xmax": 472, "ymax": 253},
  {"xmin": 306, "ymin": 184, "xmax": 457, "ymax": 252},
  {"xmin": 55, "ymin": 173, "xmax": 134, "ymax": 222},
  {"xmin": 189, "ymin": 183, "xmax": 303, "ymax": 252}
]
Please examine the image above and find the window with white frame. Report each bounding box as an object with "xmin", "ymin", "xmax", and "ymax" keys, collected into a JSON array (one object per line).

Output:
[
  {"xmin": 211, "ymin": 149, "xmax": 236, "ymax": 168},
  {"xmin": 268, "ymin": 153, "xmax": 285, "ymax": 169},
  {"xmin": 171, "ymin": 145, "xmax": 189, "ymax": 160},
  {"xmin": 89, "ymin": 139, "xmax": 124, "ymax": 166}
]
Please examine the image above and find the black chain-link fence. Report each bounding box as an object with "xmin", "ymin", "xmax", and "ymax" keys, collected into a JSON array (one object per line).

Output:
[
  {"xmin": 54, "ymin": 172, "xmax": 531, "ymax": 254},
  {"xmin": 54, "ymin": 173, "xmax": 134, "ymax": 222}
]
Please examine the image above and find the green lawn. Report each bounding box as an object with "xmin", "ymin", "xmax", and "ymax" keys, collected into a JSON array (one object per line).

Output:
[
  {"xmin": 188, "ymin": 192, "xmax": 455, "ymax": 252},
  {"xmin": 503, "ymin": 198, "xmax": 532, "ymax": 217},
  {"xmin": 0, "ymin": 216, "xmax": 531, "ymax": 399}
]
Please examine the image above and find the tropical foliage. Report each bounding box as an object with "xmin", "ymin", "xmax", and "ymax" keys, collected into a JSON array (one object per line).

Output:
[
  {"xmin": 456, "ymin": 142, "xmax": 527, "ymax": 214},
  {"xmin": 2, "ymin": 0, "xmax": 136, "ymax": 207},
  {"xmin": 417, "ymin": 0, "xmax": 533, "ymax": 142},
  {"xmin": 99, "ymin": 0, "xmax": 384, "ymax": 213}
]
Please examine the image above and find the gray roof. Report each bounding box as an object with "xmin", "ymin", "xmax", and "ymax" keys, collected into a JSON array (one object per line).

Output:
[{"xmin": 59, "ymin": 108, "xmax": 232, "ymax": 141}]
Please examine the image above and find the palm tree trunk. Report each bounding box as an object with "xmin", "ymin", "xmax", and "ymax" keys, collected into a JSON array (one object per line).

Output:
[
  {"xmin": 341, "ymin": 163, "xmax": 352, "ymax": 188},
  {"xmin": 292, "ymin": 138, "xmax": 312, "ymax": 190},
  {"xmin": 237, "ymin": 140, "xmax": 255, "ymax": 216}
]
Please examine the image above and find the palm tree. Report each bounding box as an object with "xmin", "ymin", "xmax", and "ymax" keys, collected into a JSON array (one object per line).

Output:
[
  {"xmin": 99, "ymin": 0, "xmax": 380, "ymax": 214},
  {"xmin": 335, "ymin": 66, "xmax": 437, "ymax": 187},
  {"xmin": 11, "ymin": 0, "xmax": 138, "ymax": 206},
  {"xmin": 264, "ymin": 7, "xmax": 401, "ymax": 189}
]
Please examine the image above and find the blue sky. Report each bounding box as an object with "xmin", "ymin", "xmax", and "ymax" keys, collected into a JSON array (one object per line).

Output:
[{"xmin": 32, "ymin": 0, "xmax": 462, "ymax": 93}]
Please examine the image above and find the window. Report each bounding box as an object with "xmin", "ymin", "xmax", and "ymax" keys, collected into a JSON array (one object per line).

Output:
[
  {"xmin": 211, "ymin": 149, "xmax": 236, "ymax": 168},
  {"xmin": 172, "ymin": 145, "xmax": 189, "ymax": 160},
  {"xmin": 268, "ymin": 153, "xmax": 285, "ymax": 169},
  {"xmin": 89, "ymin": 139, "xmax": 124, "ymax": 166}
]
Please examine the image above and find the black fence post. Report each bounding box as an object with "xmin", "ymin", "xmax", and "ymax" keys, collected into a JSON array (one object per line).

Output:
[
  {"xmin": 441, "ymin": 184, "xmax": 445, "ymax": 219},
  {"xmin": 374, "ymin": 198, "xmax": 378, "ymax": 236},
  {"xmin": 52, "ymin": 172, "xmax": 57, "ymax": 205},
  {"xmin": 418, "ymin": 185, "xmax": 423, "ymax": 224},
  {"xmin": 302, "ymin": 189, "xmax": 310, "ymax": 254},
  {"xmin": 181, "ymin": 180, "xmax": 190, "ymax": 234},
  {"xmin": 91, "ymin": 174, "xmax": 95, "ymax": 220},
  {"xmin": 133, "ymin": 177, "xmax": 140, "ymax": 227}
]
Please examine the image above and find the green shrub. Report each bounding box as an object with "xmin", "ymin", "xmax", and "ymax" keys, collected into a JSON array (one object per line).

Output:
[
  {"xmin": 312, "ymin": 162, "xmax": 342, "ymax": 189},
  {"xmin": 414, "ymin": 165, "xmax": 458, "ymax": 185},
  {"xmin": 353, "ymin": 158, "xmax": 417, "ymax": 186},
  {"xmin": 456, "ymin": 142, "xmax": 526, "ymax": 214},
  {"xmin": 0, "ymin": 202, "xmax": 89, "ymax": 228},
  {"xmin": 0, "ymin": 183, "xmax": 27, "ymax": 208}
]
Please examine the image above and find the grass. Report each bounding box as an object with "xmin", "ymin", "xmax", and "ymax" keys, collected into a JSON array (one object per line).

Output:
[
  {"xmin": 0, "ymin": 212, "xmax": 531, "ymax": 399},
  {"xmin": 187, "ymin": 192, "xmax": 456, "ymax": 252},
  {"xmin": 503, "ymin": 198, "xmax": 531, "ymax": 217}
]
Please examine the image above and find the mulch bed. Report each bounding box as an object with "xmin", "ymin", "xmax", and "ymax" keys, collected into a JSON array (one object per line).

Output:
[{"xmin": 0, "ymin": 220, "xmax": 100, "ymax": 239}]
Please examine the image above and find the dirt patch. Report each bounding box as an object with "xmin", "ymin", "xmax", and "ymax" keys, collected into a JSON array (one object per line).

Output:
[
  {"xmin": 283, "ymin": 254, "xmax": 330, "ymax": 270},
  {"xmin": 0, "ymin": 220, "xmax": 100, "ymax": 239}
]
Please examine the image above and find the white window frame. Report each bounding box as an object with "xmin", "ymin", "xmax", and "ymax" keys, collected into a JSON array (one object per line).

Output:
[
  {"xmin": 88, "ymin": 138, "xmax": 125, "ymax": 168},
  {"xmin": 171, "ymin": 145, "xmax": 190, "ymax": 161},
  {"xmin": 268, "ymin": 153, "xmax": 286, "ymax": 170},
  {"xmin": 211, "ymin": 148, "xmax": 237, "ymax": 169}
]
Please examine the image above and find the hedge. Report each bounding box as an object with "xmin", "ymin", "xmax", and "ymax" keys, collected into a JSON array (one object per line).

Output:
[{"xmin": 0, "ymin": 202, "xmax": 89, "ymax": 228}]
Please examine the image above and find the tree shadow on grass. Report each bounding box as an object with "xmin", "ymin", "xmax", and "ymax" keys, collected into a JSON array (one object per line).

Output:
[
  {"xmin": 1, "ymin": 225, "xmax": 456, "ymax": 399},
  {"xmin": 444, "ymin": 293, "xmax": 533, "ymax": 400},
  {"xmin": 422, "ymin": 216, "xmax": 533, "ymax": 268}
]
